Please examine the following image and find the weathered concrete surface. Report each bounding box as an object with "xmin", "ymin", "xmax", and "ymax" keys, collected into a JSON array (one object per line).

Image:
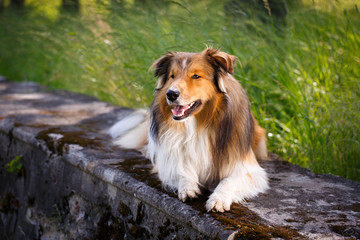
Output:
[{"xmin": 0, "ymin": 80, "xmax": 359, "ymax": 239}]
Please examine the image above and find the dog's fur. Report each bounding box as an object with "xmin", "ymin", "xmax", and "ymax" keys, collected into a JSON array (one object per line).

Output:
[{"xmin": 109, "ymin": 48, "xmax": 269, "ymax": 212}]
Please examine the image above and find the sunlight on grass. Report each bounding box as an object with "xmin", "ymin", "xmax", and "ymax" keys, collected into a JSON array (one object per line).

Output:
[
  {"xmin": 25, "ymin": 0, "xmax": 62, "ymax": 21},
  {"xmin": 302, "ymin": 0, "xmax": 359, "ymax": 11},
  {"xmin": 0, "ymin": 0, "xmax": 359, "ymax": 181}
]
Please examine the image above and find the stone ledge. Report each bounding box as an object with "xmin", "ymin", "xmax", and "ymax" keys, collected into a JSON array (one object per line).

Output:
[{"xmin": 0, "ymin": 81, "xmax": 359, "ymax": 239}]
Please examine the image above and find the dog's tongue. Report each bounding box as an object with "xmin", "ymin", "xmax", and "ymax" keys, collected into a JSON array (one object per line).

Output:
[{"xmin": 172, "ymin": 105, "xmax": 189, "ymax": 117}]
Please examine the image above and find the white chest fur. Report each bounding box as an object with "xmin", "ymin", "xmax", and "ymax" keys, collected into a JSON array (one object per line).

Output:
[{"xmin": 148, "ymin": 117, "xmax": 211, "ymax": 190}]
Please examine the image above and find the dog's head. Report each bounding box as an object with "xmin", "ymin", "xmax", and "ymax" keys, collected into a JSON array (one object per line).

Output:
[{"xmin": 151, "ymin": 48, "xmax": 237, "ymax": 121}]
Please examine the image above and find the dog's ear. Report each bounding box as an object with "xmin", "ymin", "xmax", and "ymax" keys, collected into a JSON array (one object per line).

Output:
[
  {"xmin": 204, "ymin": 48, "xmax": 237, "ymax": 75},
  {"xmin": 150, "ymin": 52, "xmax": 174, "ymax": 90},
  {"xmin": 204, "ymin": 48, "xmax": 237, "ymax": 93}
]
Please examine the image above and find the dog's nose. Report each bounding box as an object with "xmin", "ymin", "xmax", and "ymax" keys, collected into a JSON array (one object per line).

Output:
[{"xmin": 166, "ymin": 89, "xmax": 180, "ymax": 102}]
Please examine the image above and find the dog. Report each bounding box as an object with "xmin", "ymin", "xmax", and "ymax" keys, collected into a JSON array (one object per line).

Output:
[{"xmin": 108, "ymin": 48, "xmax": 269, "ymax": 212}]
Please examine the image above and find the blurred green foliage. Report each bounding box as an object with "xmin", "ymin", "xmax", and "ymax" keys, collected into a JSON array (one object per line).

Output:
[
  {"xmin": 4, "ymin": 155, "xmax": 23, "ymax": 174},
  {"xmin": 0, "ymin": 0, "xmax": 359, "ymax": 181}
]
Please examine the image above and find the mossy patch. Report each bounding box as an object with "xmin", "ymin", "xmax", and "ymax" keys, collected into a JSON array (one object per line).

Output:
[{"xmin": 36, "ymin": 127, "xmax": 103, "ymax": 156}]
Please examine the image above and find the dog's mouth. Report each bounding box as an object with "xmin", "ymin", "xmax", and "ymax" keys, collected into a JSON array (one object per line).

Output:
[{"xmin": 171, "ymin": 100, "xmax": 202, "ymax": 121}]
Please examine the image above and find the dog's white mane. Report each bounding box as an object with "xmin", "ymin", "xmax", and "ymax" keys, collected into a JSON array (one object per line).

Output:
[{"xmin": 148, "ymin": 117, "xmax": 212, "ymax": 191}]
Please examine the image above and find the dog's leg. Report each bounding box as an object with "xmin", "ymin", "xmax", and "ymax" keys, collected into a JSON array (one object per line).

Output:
[
  {"xmin": 154, "ymin": 144, "xmax": 202, "ymax": 201},
  {"xmin": 205, "ymin": 177, "xmax": 234, "ymax": 212},
  {"xmin": 178, "ymin": 177, "xmax": 201, "ymax": 202},
  {"xmin": 206, "ymin": 150, "xmax": 268, "ymax": 212}
]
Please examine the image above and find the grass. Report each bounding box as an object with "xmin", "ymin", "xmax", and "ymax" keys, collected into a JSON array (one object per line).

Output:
[{"xmin": 0, "ymin": 0, "xmax": 359, "ymax": 181}]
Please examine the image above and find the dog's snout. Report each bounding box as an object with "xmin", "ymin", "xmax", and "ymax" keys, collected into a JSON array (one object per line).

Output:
[{"xmin": 166, "ymin": 89, "xmax": 180, "ymax": 102}]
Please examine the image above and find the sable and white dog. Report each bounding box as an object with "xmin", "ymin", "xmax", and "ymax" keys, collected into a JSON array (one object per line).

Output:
[{"xmin": 109, "ymin": 48, "xmax": 269, "ymax": 212}]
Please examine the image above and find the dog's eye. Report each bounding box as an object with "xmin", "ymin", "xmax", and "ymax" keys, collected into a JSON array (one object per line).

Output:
[
  {"xmin": 170, "ymin": 74, "xmax": 175, "ymax": 79},
  {"xmin": 191, "ymin": 74, "xmax": 201, "ymax": 79}
]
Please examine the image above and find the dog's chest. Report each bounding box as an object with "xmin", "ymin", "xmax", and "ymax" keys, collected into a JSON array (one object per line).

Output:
[{"xmin": 158, "ymin": 117, "xmax": 212, "ymax": 183}]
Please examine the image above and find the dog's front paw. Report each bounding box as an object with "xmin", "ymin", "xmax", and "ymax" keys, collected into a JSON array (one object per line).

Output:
[
  {"xmin": 206, "ymin": 193, "xmax": 232, "ymax": 212},
  {"xmin": 178, "ymin": 184, "xmax": 201, "ymax": 202}
]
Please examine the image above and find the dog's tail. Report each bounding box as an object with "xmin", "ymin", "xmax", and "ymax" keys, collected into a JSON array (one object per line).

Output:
[{"xmin": 108, "ymin": 109, "xmax": 150, "ymax": 151}]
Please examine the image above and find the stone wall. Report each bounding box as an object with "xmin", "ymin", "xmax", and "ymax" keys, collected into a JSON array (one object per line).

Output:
[{"xmin": 0, "ymin": 80, "xmax": 359, "ymax": 239}]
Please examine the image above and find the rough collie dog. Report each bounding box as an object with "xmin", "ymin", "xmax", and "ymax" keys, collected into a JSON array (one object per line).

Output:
[{"xmin": 109, "ymin": 48, "xmax": 269, "ymax": 212}]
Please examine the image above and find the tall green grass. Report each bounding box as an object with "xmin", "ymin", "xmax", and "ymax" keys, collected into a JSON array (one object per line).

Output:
[{"xmin": 0, "ymin": 0, "xmax": 359, "ymax": 181}]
